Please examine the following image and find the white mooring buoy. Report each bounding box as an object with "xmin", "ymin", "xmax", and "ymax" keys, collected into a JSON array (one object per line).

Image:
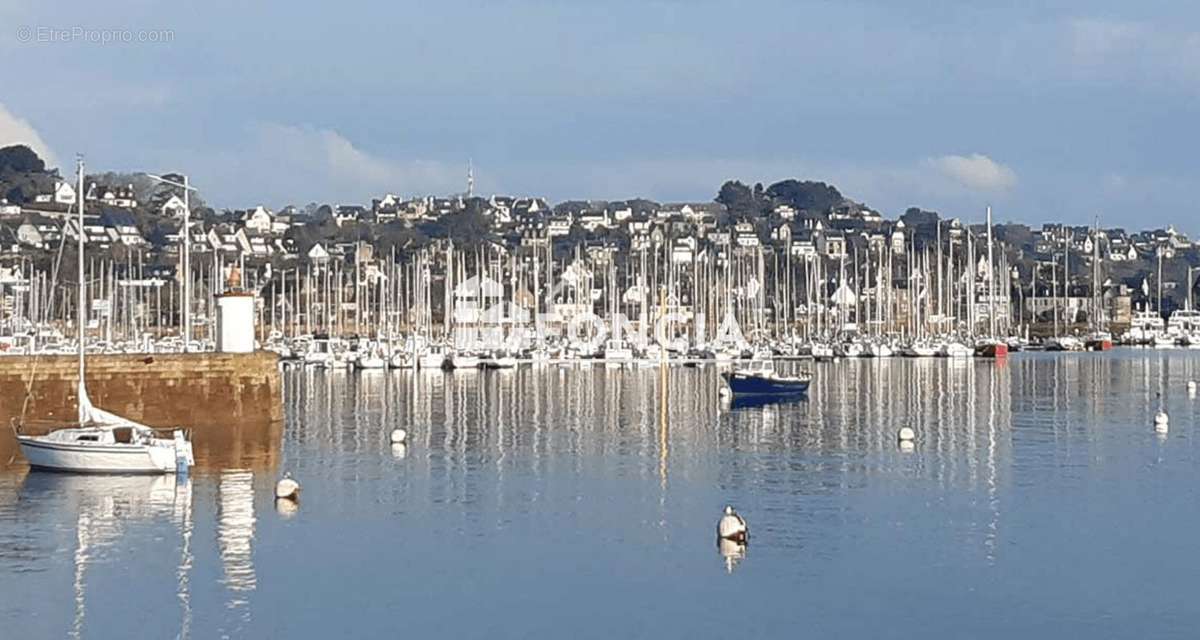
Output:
[
  {"xmin": 897, "ymin": 426, "xmax": 916, "ymax": 442},
  {"xmin": 1154, "ymin": 411, "xmax": 1169, "ymax": 433},
  {"xmin": 275, "ymin": 474, "xmax": 301, "ymax": 500},
  {"xmin": 1188, "ymin": 381, "xmax": 1197, "ymax": 394},
  {"xmin": 717, "ymin": 505, "xmax": 748, "ymax": 543},
  {"xmin": 390, "ymin": 429, "xmax": 408, "ymax": 444}
]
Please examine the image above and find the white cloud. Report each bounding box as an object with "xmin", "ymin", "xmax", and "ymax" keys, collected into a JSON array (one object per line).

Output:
[
  {"xmin": 928, "ymin": 154, "xmax": 1017, "ymax": 192},
  {"xmin": 0, "ymin": 102, "xmax": 58, "ymax": 169},
  {"xmin": 188, "ymin": 123, "xmax": 464, "ymax": 206}
]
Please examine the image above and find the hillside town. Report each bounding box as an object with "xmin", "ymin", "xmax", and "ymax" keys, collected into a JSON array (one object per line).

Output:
[{"xmin": 0, "ymin": 144, "xmax": 1197, "ymax": 359}]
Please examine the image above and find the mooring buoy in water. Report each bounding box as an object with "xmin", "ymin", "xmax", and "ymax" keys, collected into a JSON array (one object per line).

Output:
[
  {"xmin": 390, "ymin": 429, "xmax": 407, "ymax": 444},
  {"xmin": 717, "ymin": 505, "xmax": 748, "ymax": 543},
  {"xmin": 275, "ymin": 475, "xmax": 301, "ymax": 500},
  {"xmin": 1154, "ymin": 411, "xmax": 1169, "ymax": 433},
  {"xmin": 897, "ymin": 426, "xmax": 916, "ymax": 442},
  {"xmin": 1188, "ymin": 381, "xmax": 1197, "ymax": 394}
]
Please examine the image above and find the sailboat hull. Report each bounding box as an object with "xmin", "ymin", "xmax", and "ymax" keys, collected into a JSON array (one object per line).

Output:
[
  {"xmin": 974, "ymin": 343, "xmax": 1009, "ymax": 358},
  {"xmin": 1085, "ymin": 338, "xmax": 1113, "ymax": 351},
  {"xmin": 721, "ymin": 372, "xmax": 810, "ymax": 396},
  {"xmin": 17, "ymin": 437, "xmax": 181, "ymax": 474}
]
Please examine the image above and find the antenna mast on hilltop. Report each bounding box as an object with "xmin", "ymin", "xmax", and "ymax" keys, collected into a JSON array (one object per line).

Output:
[{"xmin": 466, "ymin": 159, "xmax": 475, "ymax": 198}]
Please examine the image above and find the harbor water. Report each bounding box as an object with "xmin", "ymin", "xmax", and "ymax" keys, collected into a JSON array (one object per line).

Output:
[{"xmin": 3, "ymin": 351, "xmax": 1200, "ymax": 638}]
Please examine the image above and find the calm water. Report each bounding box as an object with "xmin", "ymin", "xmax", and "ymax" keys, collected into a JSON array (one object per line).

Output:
[{"xmin": 4, "ymin": 352, "xmax": 1200, "ymax": 638}]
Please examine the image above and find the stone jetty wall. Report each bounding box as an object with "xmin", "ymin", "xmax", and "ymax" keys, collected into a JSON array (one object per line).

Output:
[{"xmin": 0, "ymin": 352, "xmax": 282, "ymax": 470}]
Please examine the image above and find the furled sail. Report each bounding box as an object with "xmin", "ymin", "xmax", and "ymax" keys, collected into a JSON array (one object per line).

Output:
[{"xmin": 77, "ymin": 378, "xmax": 144, "ymax": 429}]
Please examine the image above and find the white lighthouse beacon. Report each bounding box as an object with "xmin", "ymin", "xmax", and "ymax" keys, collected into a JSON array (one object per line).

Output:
[{"xmin": 215, "ymin": 264, "xmax": 256, "ymax": 353}]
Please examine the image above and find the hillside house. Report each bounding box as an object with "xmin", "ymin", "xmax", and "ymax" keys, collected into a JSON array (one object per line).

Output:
[
  {"xmin": 34, "ymin": 180, "xmax": 76, "ymax": 206},
  {"xmin": 820, "ymin": 233, "xmax": 848, "ymax": 258},
  {"xmin": 99, "ymin": 210, "xmax": 146, "ymax": 246},
  {"xmin": 86, "ymin": 183, "xmax": 137, "ymax": 209},
  {"xmin": 241, "ymin": 206, "xmax": 274, "ymax": 234},
  {"xmin": 159, "ymin": 194, "xmax": 187, "ymax": 219}
]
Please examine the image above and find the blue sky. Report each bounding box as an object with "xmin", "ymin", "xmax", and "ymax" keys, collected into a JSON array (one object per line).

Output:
[{"xmin": 1, "ymin": 1, "xmax": 1197, "ymax": 230}]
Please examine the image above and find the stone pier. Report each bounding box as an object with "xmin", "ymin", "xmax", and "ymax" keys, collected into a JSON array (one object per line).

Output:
[{"xmin": 0, "ymin": 352, "xmax": 282, "ymax": 471}]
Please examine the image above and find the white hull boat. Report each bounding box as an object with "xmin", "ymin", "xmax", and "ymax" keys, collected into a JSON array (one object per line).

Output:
[
  {"xmin": 357, "ymin": 355, "xmax": 387, "ymax": 370},
  {"xmin": 14, "ymin": 158, "xmax": 195, "ymax": 475},
  {"xmin": 18, "ymin": 426, "xmax": 192, "ymax": 474},
  {"xmin": 835, "ymin": 342, "xmax": 865, "ymax": 358},
  {"xmin": 303, "ymin": 351, "xmax": 334, "ymax": 368},
  {"xmin": 483, "ymin": 355, "xmax": 518, "ymax": 369},
  {"xmin": 865, "ymin": 342, "xmax": 894, "ymax": 358},
  {"xmin": 938, "ymin": 341, "xmax": 973, "ymax": 358},
  {"xmin": 900, "ymin": 342, "xmax": 938, "ymax": 357},
  {"xmin": 418, "ymin": 350, "xmax": 446, "ymax": 369},
  {"xmin": 1045, "ymin": 336, "xmax": 1084, "ymax": 352},
  {"xmin": 603, "ymin": 340, "xmax": 634, "ymax": 368},
  {"xmin": 808, "ymin": 343, "xmax": 834, "ymax": 360},
  {"xmin": 1152, "ymin": 334, "xmax": 1178, "ymax": 348},
  {"xmin": 450, "ymin": 353, "xmax": 481, "ymax": 369}
]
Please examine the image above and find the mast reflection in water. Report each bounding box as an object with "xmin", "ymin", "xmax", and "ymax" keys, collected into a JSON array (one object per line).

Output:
[{"xmin": 2, "ymin": 352, "xmax": 1200, "ymax": 638}]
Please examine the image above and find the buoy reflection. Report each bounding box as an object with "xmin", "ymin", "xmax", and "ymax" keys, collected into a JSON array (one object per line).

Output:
[
  {"xmin": 274, "ymin": 498, "xmax": 299, "ymax": 518},
  {"xmin": 717, "ymin": 538, "xmax": 747, "ymax": 574}
]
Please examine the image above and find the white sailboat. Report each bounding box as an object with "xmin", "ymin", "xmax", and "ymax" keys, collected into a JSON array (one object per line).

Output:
[{"xmin": 14, "ymin": 157, "xmax": 195, "ymax": 474}]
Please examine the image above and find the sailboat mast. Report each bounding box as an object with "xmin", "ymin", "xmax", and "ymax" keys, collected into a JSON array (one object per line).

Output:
[
  {"xmin": 76, "ymin": 157, "xmax": 87, "ymax": 425},
  {"xmin": 987, "ymin": 206, "xmax": 996, "ymax": 338},
  {"xmin": 1093, "ymin": 217, "xmax": 1101, "ymax": 330}
]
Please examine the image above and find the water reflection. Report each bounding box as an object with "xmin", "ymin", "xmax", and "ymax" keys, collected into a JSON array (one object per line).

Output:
[
  {"xmin": 717, "ymin": 538, "xmax": 746, "ymax": 574},
  {"xmin": 3, "ymin": 352, "xmax": 1200, "ymax": 637},
  {"xmin": 217, "ymin": 470, "xmax": 256, "ymax": 634},
  {"xmin": 14, "ymin": 474, "xmax": 192, "ymax": 639},
  {"xmin": 274, "ymin": 496, "xmax": 299, "ymax": 518}
]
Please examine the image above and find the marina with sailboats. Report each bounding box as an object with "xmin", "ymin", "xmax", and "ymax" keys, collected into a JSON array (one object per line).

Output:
[
  {"xmin": 3, "ymin": 148, "xmax": 1200, "ymax": 638},
  {"xmin": 12, "ymin": 0, "xmax": 1200, "ymax": 634}
]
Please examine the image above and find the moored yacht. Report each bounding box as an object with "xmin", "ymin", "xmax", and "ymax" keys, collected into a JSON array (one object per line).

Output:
[
  {"xmin": 900, "ymin": 340, "xmax": 938, "ymax": 357},
  {"xmin": 721, "ymin": 358, "xmax": 811, "ymax": 397},
  {"xmin": 603, "ymin": 339, "xmax": 634, "ymax": 368},
  {"xmin": 449, "ymin": 350, "xmax": 481, "ymax": 369},
  {"xmin": 808, "ymin": 342, "xmax": 834, "ymax": 361},
  {"xmin": 1044, "ymin": 335, "xmax": 1084, "ymax": 352},
  {"xmin": 974, "ymin": 338, "xmax": 1009, "ymax": 358},
  {"xmin": 418, "ymin": 345, "xmax": 447, "ymax": 369},
  {"xmin": 482, "ymin": 352, "xmax": 519, "ymax": 369},
  {"xmin": 938, "ymin": 340, "xmax": 973, "ymax": 358},
  {"xmin": 865, "ymin": 341, "xmax": 894, "ymax": 358},
  {"xmin": 14, "ymin": 157, "xmax": 195, "ymax": 475},
  {"xmin": 834, "ymin": 340, "xmax": 865, "ymax": 358},
  {"xmin": 1084, "ymin": 331, "xmax": 1113, "ymax": 351}
]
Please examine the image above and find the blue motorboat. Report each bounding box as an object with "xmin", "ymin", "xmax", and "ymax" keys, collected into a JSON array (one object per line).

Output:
[{"xmin": 721, "ymin": 360, "xmax": 811, "ymax": 397}]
